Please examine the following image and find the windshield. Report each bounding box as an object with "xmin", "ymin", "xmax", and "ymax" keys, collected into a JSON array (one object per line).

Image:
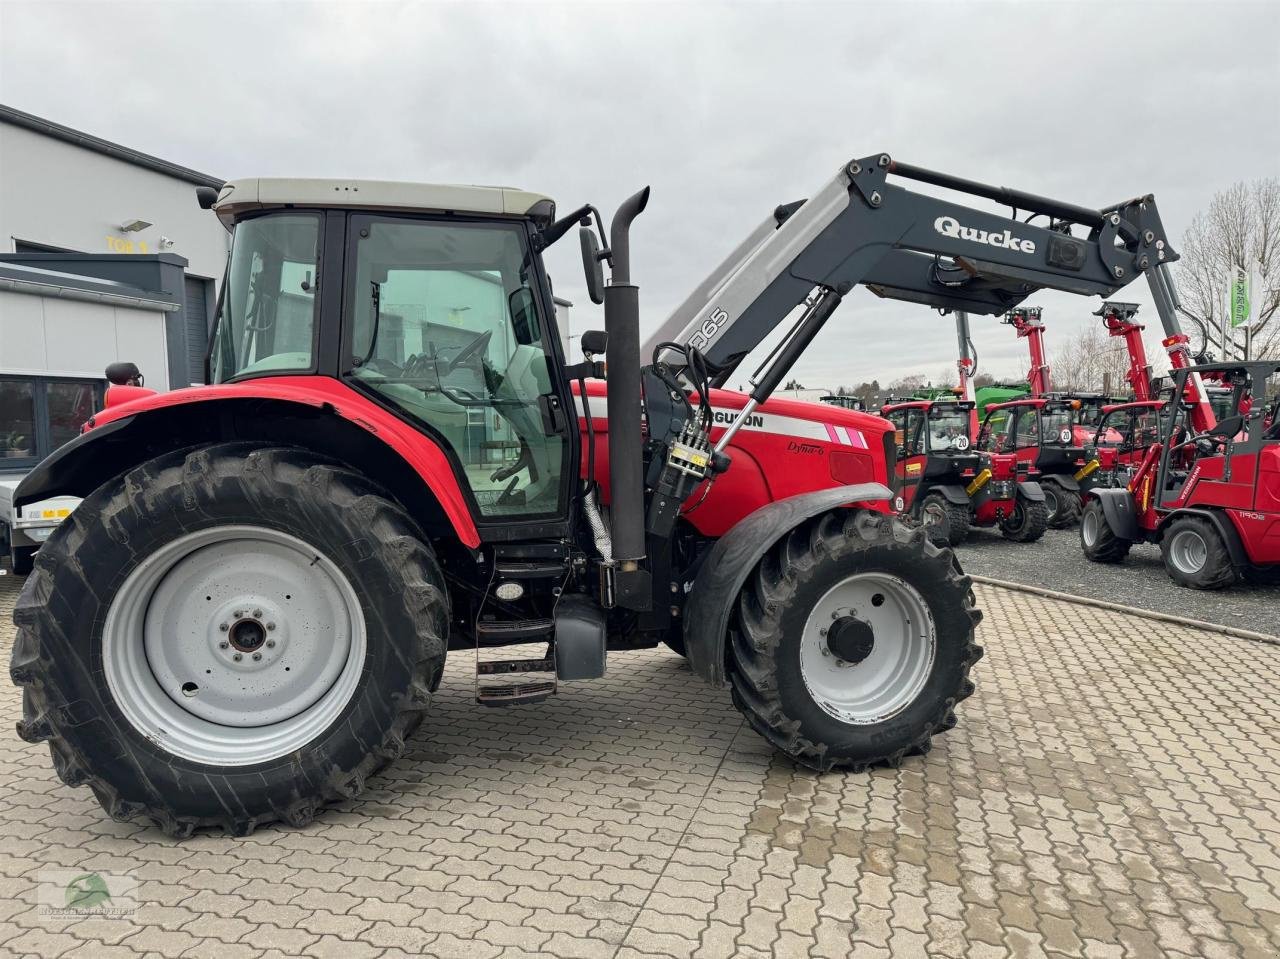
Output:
[
  {"xmin": 927, "ymin": 408, "xmax": 971, "ymax": 452},
  {"xmin": 1041, "ymin": 410, "xmax": 1075, "ymax": 445},
  {"xmin": 210, "ymin": 214, "xmax": 321, "ymax": 382}
]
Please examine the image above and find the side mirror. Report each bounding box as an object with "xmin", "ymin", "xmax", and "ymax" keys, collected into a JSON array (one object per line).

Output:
[
  {"xmin": 579, "ymin": 227, "xmax": 606, "ymax": 305},
  {"xmin": 580, "ymin": 329, "xmax": 608, "ymax": 357},
  {"xmin": 105, "ymin": 362, "xmax": 143, "ymax": 387},
  {"xmin": 509, "ymin": 288, "xmax": 540, "ymax": 346},
  {"xmin": 195, "ymin": 186, "xmax": 219, "ymax": 210}
]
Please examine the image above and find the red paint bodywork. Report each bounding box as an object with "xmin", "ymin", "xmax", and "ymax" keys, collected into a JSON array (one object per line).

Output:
[
  {"xmin": 574, "ymin": 381, "xmax": 893, "ymax": 538},
  {"xmin": 95, "ymin": 378, "xmax": 482, "ymax": 548},
  {"xmin": 93, "ymin": 377, "xmax": 892, "ymax": 549}
]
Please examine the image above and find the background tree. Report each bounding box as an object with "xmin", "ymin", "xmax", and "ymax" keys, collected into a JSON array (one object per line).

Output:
[
  {"xmin": 782, "ymin": 378, "xmax": 805, "ymax": 390},
  {"xmin": 1052, "ymin": 326, "xmax": 1131, "ymax": 393},
  {"xmin": 1177, "ymin": 178, "xmax": 1279, "ymax": 359}
]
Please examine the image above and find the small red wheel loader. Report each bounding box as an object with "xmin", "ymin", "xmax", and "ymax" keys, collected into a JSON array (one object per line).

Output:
[
  {"xmin": 10, "ymin": 154, "xmax": 1183, "ymax": 835},
  {"xmin": 1082, "ymin": 360, "xmax": 1280, "ymax": 589}
]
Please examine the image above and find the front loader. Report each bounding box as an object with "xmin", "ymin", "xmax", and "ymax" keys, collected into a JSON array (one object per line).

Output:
[{"xmin": 12, "ymin": 153, "xmax": 1182, "ymax": 835}]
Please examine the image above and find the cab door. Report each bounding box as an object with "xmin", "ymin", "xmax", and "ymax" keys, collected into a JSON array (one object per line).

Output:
[
  {"xmin": 342, "ymin": 214, "xmax": 573, "ymax": 531},
  {"xmin": 888, "ymin": 408, "xmax": 928, "ymax": 509}
]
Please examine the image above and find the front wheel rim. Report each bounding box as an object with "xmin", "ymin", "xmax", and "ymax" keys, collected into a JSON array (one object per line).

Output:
[
  {"xmin": 1043, "ymin": 487, "xmax": 1059, "ymax": 516},
  {"xmin": 799, "ymin": 572, "xmax": 937, "ymax": 725},
  {"xmin": 1169, "ymin": 528, "xmax": 1209, "ymax": 575},
  {"xmin": 1082, "ymin": 509, "xmax": 1099, "ymax": 545},
  {"xmin": 103, "ymin": 525, "xmax": 367, "ymax": 766}
]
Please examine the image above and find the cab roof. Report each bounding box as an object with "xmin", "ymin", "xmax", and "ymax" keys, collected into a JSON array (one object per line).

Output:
[{"xmin": 212, "ymin": 177, "xmax": 555, "ymax": 227}]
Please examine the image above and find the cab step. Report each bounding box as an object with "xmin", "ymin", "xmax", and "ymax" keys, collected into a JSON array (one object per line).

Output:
[
  {"xmin": 475, "ymin": 618, "xmax": 555, "ymax": 645},
  {"xmin": 477, "ymin": 680, "xmax": 557, "ymax": 706},
  {"xmin": 477, "ymin": 657, "xmax": 555, "ymax": 675},
  {"xmin": 493, "ymin": 561, "xmax": 568, "ymax": 579}
]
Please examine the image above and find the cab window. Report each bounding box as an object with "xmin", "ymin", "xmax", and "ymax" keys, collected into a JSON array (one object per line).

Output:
[
  {"xmin": 210, "ymin": 214, "xmax": 321, "ymax": 381},
  {"xmin": 346, "ymin": 216, "xmax": 565, "ymax": 519}
]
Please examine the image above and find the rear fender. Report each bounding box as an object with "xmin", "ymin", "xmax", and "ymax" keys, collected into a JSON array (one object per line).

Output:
[
  {"xmin": 1092, "ymin": 488, "xmax": 1140, "ymax": 541},
  {"xmin": 1016, "ymin": 480, "xmax": 1045, "ymax": 502},
  {"xmin": 15, "ymin": 386, "xmax": 480, "ymax": 548},
  {"xmin": 682, "ymin": 483, "xmax": 892, "ymax": 686}
]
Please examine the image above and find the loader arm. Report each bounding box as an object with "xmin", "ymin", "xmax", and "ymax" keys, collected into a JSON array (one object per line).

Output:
[{"xmin": 643, "ymin": 152, "xmax": 1209, "ymax": 438}]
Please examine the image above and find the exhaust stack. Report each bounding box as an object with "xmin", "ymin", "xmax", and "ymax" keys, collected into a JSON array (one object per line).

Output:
[{"xmin": 603, "ymin": 187, "xmax": 650, "ymax": 569}]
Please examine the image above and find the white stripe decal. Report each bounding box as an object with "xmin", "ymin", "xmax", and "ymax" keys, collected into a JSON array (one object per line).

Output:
[{"xmin": 574, "ymin": 396, "xmax": 871, "ymax": 447}]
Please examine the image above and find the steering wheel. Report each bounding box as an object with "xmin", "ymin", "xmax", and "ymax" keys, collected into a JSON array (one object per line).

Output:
[{"xmin": 444, "ymin": 330, "xmax": 492, "ymax": 374}]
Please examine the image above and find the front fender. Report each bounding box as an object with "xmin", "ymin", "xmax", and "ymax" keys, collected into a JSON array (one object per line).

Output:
[
  {"xmin": 1045, "ymin": 473, "xmax": 1080, "ymax": 492},
  {"xmin": 1092, "ymin": 488, "xmax": 1140, "ymax": 541},
  {"xmin": 1016, "ymin": 480, "xmax": 1045, "ymax": 502},
  {"xmin": 16, "ymin": 378, "xmax": 481, "ymax": 548},
  {"xmin": 929, "ymin": 484, "xmax": 971, "ymax": 507},
  {"xmin": 682, "ymin": 483, "xmax": 892, "ymax": 687}
]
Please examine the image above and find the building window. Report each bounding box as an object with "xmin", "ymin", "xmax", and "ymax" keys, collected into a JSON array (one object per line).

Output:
[{"xmin": 0, "ymin": 377, "xmax": 104, "ymax": 471}]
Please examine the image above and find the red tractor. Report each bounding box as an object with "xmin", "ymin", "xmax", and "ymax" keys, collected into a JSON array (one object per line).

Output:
[
  {"xmin": 882, "ymin": 398, "xmax": 1046, "ymax": 545},
  {"xmin": 1082, "ymin": 360, "xmax": 1280, "ymax": 589},
  {"xmin": 9, "ymin": 155, "xmax": 1183, "ymax": 835}
]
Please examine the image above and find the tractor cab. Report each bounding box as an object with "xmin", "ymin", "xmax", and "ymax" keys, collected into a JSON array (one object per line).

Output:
[
  {"xmin": 1085, "ymin": 399, "xmax": 1164, "ymax": 490},
  {"xmin": 1154, "ymin": 362, "xmax": 1279, "ymax": 511}
]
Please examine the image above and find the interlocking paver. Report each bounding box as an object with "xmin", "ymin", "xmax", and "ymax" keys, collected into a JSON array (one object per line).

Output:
[{"xmin": 2, "ymin": 573, "xmax": 1279, "ymax": 957}]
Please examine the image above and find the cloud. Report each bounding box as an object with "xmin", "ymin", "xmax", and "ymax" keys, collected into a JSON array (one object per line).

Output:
[{"xmin": 4, "ymin": 0, "xmax": 1277, "ymax": 386}]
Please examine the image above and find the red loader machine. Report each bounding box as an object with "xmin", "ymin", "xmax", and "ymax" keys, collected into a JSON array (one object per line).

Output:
[
  {"xmin": 11, "ymin": 154, "xmax": 1183, "ymax": 835},
  {"xmin": 881, "ymin": 397, "xmax": 1046, "ymax": 546},
  {"xmin": 1082, "ymin": 360, "xmax": 1280, "ymax": 588}
]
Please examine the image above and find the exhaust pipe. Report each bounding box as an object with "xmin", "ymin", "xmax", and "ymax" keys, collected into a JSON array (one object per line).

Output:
[{"xmin": 604, "ymin": 186, "xmax": 650, "ymax": 566}]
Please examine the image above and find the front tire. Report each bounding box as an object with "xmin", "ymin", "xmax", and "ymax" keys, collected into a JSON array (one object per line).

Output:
[
  {"xmin": 918, "ymin": 493, "xmax": 971, "ymax": 547},
  {"xmin": 1079, "ymin": 499, "xmax": 1131, "ymax": 563},
  {"xmin": 728, "ymin": 510, "xmax": 982, "ymax": 772},
  {"xmin": 1160, "ymin": 514, "xmax": 1236, "ymax": 590},
  {"xmin": 1043, "ymin": 479, "xmax": 1082, "ymax": 529},
  {"xmin": 10, "ymin": 444, "xmax": 449, "ymax": 836},
  {"xmin": 999, "ymin": 495, "xmax": 1048, "ymax": 543}
]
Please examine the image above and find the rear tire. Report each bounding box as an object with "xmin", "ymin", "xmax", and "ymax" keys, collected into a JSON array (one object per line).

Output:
[
  {"xmin": 727, "ymin": 510, "xmax": 982, "ymax": 772},
  {"xmin": 999, "ymin": 495, "xmax": 1048, "ymax": 543},
  {"xmin": 1043, "ymin": 479, "xmax": 1082, "ymax": 529},
  {"xmin": 1160, "ymin": 514, "xmax": 1236, "ymax": 590},
  {"xmin": 10, "ymin": 444, "xmax": 449, "ymax": 837},
  {"xmin": 918, "ymin": 493, "xmax": 971, "ymax": 547},
  {"xmin": 1079, "ymin": 499, "xmax": 1131, "ymax": 563}
]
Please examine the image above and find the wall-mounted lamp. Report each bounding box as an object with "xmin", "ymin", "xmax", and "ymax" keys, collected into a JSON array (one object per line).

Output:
[{"xmin": 119, "ymin": 219, "xmax": 152, "ymax": 233}]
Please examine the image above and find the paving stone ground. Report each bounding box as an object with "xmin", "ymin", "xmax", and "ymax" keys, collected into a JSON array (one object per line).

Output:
[{"xmin": 1, "ymin": 571, "xmax": 1278, "ymax": 958}]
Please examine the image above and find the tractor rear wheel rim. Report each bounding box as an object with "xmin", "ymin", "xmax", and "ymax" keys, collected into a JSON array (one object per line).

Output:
[
  {"xmin": 103, "ymin": 525, "xmax": 367, "ymax": 767},
  {"xmin": 799, "ymin": 572, "xmax": 936, "ymax": 725},
  {"xmin": 1169, "ymin": 528, "xmax": 1209, "ymax": 575}
]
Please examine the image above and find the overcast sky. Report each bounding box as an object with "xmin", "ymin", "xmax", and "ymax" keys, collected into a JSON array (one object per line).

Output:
[{"xmin": 3, "ymin": 0, "xmax": 1277, "ymax": 389}]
